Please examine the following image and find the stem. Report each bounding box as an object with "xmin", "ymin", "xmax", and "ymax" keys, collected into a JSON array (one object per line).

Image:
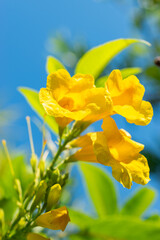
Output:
[
  {"xmin": 55, "ymin": 159, "xmax": 67, "ymax": 169},
  {"xmin": 26, "ymin": 116, "xmax": 35, "ymax": 155},
  {"xmin": 49, "ymin": 138, "xmax": 68, "ymax": 170},
  {"xmin": 2, "ymin": 140, "xmax": 15, "ymax": 178}
]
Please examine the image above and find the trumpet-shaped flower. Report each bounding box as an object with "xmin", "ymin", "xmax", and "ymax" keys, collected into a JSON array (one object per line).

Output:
[
  {"xmin": 35, "ymin": 206, "xmax": 70, "ymax": 231},
  {"xmin": 105, "ymin": 70, "xmax": 153, "ymax": 125},
  {"xmin": 39, "ymin": 69, "xmax": 112, "ymax": 127},
  {"xmin": 69, "ymin": 117, "xmax": 150, "ymax": 188}
]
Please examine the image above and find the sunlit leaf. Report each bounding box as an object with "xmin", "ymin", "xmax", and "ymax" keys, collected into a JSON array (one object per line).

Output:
[
  {"xmin": 69, "ymin": 208, "xmax": 96, "ymax": 229},
  {"xmin": 19, "ymin": 87, "xmax": 58, "ymax": 134},
  {"xmin": 87, "ymin": 216, "xmax": 160, "ymax": 240},
  {"xmin": 69, "ymin": 235, "xmax": 98, "ymax": 240},
  {"xmin": 120, "ymin": 188, "xmax": 156, "ymax": 217},
  {"xmin": 79, "ymin": 163, "xmax": 118, "ymax": 218},
  {"xmin": 75, "ymin": 39, "xmax": 150, "ymax": 79},
  {"xmin": 96, "ymin": 67, "xmax": 142, "ymax": 87},
  {"xmin": 46, "ymin": 56, "xmax": 65, "ymax": 74},
  {"xmin": 70, "ymin": 209, "xmax": 160, "ymax": 240}
]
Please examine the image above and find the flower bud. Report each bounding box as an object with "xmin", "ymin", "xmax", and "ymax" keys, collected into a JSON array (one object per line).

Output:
[
  {"xmin": 35, "ymin": 206, "xmax": 70, "ymax": 231},
  {"xmin": 27, "ymin": 233, "xmax": 50, "ymax": 240},
  {"xmin": 0, "ymin": 209, "xmax": 5, "ymax": 234},
  {"xmin": 52, "ymin": 168, "xmax": 60, "ymax": 181},
  {"xmin": 46, "ymin": 184, "xmax": 62, "ymax": 211},
  {"xmin": 38, "ymin": 159, "xmax": 45, "ymax": 178},
  {"xmin": 47, "ymin": 168, "xmax": 60, "ymax": 186},
  {"xmin": 31, "ymin": 180, "xmax": 47, "ymax": 212},
  {"xmin": 17, "ymin": 217, "xmax": 26, "ymax": 230},
  {"xmin": 30, "ymin": 153, "xmax": 38, "ymax": 173},
  {"xmin": 14, "ymin": 178, "xmax": 23, "ymax": 204}
]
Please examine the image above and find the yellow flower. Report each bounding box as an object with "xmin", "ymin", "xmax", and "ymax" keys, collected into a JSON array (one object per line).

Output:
[
  {"xmin": 70, "ymin": 117, "xmax": 150, "ymax": 189},
  {"xmin": 39, "ymin": 69, "xmax": 112, "ymax": 127},
  {"xmin": 27, "ymin": 233, "xmax": 50, "ymax": 240},
  {"xmin": 105, "ymin": 70, "xmax": 153, "ymax": 125},
  {"xmin": 35, "ymin": 206, "xmax": 70, "ymax": 231}
]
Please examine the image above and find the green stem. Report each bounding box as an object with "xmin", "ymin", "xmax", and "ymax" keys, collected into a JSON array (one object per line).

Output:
[{"xmin": 49, "ymin": 137, "xmax": 70, "ymax": 170}]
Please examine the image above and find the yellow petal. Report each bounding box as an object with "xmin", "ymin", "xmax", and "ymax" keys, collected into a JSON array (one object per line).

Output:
[
  {"xmin": 102, "ymin": 117, "xmax": 144, "ymax": 161},
  {"xmin": 35, "ymin": 206, "xmax": 70, "ymax": 231},
  {"xmin": 39, "ymin": 69, "xmax": 113, "ymax": 127},
  {"xmin": 111, "ymin": 154, "xmax": 150, "ymax": 189},
  {"xmin": 55, "ymin": 117, "xmax": 73, "ymax": 127},
  {"xmin": 70, "ymin": 133, "xmax": 98, "ymax": 163},
  {"xmin": 70, "ymin": 146, "xmax": 98, "ymax": 163},
  {"xmin": 106, "ymin": 70, "xmax": 153, "ymax": 125},
  {"xmin": 114, "ymin": 101, "xmax": 153, "ymax": 125},
  {"xmin": 84, "ymin": 88, "xmax": 113, "ymax": 121},
  {"xmin": 27, "ymin": 233, "xmax": 50, "ymax": 240},
  {"xmin": 106, "ymin": 70, "xmax": 144, "ymax": 103},
  {"xmin": 71, "ymin": 73, "xmax": 95, "ymax": 91},
  {"xmin": 39, "ymin": 88, "xmax": 90, "ymax": 120},
  {"xmin": 71, "ymin": 134, "xmax": 93, "ymax": 148},
  {"xmin": 47, "ymin": 69, "xmax": 72, "ymax": 101},
  {"xmin": 91, "ymin": 132, "xmax": 112, "ymax": 165}
]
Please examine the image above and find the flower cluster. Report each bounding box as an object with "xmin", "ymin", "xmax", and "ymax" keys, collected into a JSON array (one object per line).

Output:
[
  {"xmin": 39, "ymin": 68, "xmax": 153, "ymax": 189},
  {"xmin": 37, "ymin": 68, "xmax": 153, "ymax": 235}
]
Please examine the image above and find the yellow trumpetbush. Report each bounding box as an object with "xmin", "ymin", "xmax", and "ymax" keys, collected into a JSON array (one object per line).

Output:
[
  {"xmin": 105, "ymin": 70, "xmax": 153, "ymax": 125},
  {"xmin": 39, "ymin": 69, "xmax": 112, "ymax": 127},
  {"xmin": 27, "ymin": 233, "xmax": 50, "ymax": 240},
  {"xmin": 35, "ymin": 206, "xmax": 70, "ymax": 231},
  {"xmin": 70, "ymin": 117, "xmax": 150, "ymax": 189}
]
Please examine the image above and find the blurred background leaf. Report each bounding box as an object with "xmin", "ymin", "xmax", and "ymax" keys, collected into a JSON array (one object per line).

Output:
[
  {"xmin": 79, "ymin": 163, "xmax": 118, "ymax": 217},
  {"xmin": 120, "ymin": 188, "xmax": 156, "ymax": 217},
  {"xmin": 46, "ymin": 56, "xmax": 65, "ymax": 75},
  {"xmin": 19, "ymin": 88, "xmax": 58, "ymax": 134},
  {"xmin": 68, "ymin": 164, "xmax": 158, "ymax": 240},
  {"xmin": 75, "ymin": 39, "xmax": 150, "ymax": 79},
  {"xmin": 0, "ymin": 150, "xmax": 33, "ymax": 221}
]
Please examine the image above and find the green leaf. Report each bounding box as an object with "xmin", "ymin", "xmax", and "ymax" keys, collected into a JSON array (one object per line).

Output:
[
  {"xmin": 120, "ymin": 187, "xmax": 156, "ymax": 217},
  {"xmin": 18, "ymin": 87, "xmax": 58, "ymax": 134},
  {"xmin": 69, "ymin": 235, "xmax": 99, "ymax": 240},
  {"xmin": 70, "ymin": 209, "xmax": 160, "ymax": 240},
  {"xmin": 96, "ymin": 67, "xmax": 142, "ymax": 87},
  {"xmin": 69, "ymin": 208, "xmax": 96, "ymax": 229},
  {"xmin": 68, "ymin": 209, "xmax": 101, "ymax": 240},
  {"xmin": 46, "ymin": 56, "xmax": 65, "ymax": 74},
  {"xmin": 75, "ymin": 39, "xmax": 150, "ymax": 79},
  {"xmin": 120, "ymin": 67, "xmax": 142, "ymax": 78},
  {"xmin": 87, "ymin": 216, "xmax": 160, "ymax": 240},
  {"xmin": 79, "ymin": 163, "xmax": 118, "ymax": 218},
  {"xmin": 146, "ymin": 214, "xmax": 160, "ymax": 222}
]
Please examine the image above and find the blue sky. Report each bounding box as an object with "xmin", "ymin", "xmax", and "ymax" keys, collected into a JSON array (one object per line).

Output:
[{"xmin": 0, "ymin": 0, "xmax": 137, "ymax": 146}]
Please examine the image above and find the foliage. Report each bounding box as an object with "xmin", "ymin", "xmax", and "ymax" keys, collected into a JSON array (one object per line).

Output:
[{"xmin": 69, "ymin": 163, "xmax": 157, "ymax": 240}]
